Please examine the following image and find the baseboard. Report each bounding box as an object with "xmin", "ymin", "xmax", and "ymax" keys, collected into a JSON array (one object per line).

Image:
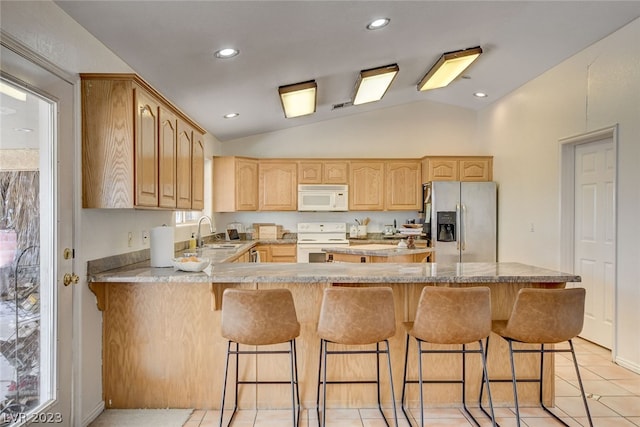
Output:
[
  {"xmin": 82, "ymin": 400, "xmax": 105, "ymax": 427},
  {"xmin": 614, "ymin": 355, "xmax": 640, "ymax": 375}
]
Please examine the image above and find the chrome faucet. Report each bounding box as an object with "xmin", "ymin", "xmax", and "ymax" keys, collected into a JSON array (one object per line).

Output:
[{"xmin": 196, "ymin": 215, "xmax": 214, "ymax": 248}]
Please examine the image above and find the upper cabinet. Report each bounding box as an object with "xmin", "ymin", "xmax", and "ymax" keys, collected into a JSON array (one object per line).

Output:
[
  {"xmin": 386, "ymin": 160, "xmax": 422, "ymax": 210},
  {"xmin": 80, "ymin": 74, "xmax": 205, "ymax": 209},
  {"xmin": 213, "ymin": 156, "xmax": 258, "ymax": 212},
  {"xmin": 191, "ymin": 132, "xmax": 205, "ymax": 210},
  {"xmin": 259, "ymin": 161, "xmax": 298, "ymax": 211},
  {"xmin": 349, "ymin": 161, "xmax": 385, "ymax": 211},
  {"xmin": 422, "ymin": 156, "xmax": 492, "ymax": 183},
  {"xmin": 298, "ymin": 160, "xmax": 349, "ymax": 184}
]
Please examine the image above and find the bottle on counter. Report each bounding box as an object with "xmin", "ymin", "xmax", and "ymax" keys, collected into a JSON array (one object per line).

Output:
[{"xmin": 189, "ymin": 232, "xmax": 197, "ymax": 251}]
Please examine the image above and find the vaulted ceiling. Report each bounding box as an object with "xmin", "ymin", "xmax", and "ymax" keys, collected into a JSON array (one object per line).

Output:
[{"xmin": 55, "ymin": 1, "xmax": 640, "ymax": 141}]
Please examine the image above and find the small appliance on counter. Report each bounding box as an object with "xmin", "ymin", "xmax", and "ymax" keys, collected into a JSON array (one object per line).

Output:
[{"xmin": 226, "ymin": 222, "xmax": 243, "ymax": 240}]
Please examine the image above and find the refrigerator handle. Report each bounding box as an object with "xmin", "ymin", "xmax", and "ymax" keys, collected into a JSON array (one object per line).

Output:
[
  {"xmin": 456, "ymin": 203, "xmax": 461, "ymax": 250},
  {"xmin": 461, "ymin": 204, "xmax": 467, "ymax": 251}
]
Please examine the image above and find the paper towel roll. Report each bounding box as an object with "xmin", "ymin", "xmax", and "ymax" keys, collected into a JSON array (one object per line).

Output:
[{"xmin": 150, "ymin": 225, "xmax": 174, "ymax": 267}]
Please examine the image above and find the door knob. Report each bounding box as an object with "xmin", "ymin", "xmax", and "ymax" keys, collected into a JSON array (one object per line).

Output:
[{"xmin": 63, "ymin": 273, "xmax": 80, "ymax": 286}]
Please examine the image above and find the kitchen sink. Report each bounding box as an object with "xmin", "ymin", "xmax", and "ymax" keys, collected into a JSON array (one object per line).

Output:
[{"xmin": 205, "ymin": 243, "xmax": 243, "ymax": 249}]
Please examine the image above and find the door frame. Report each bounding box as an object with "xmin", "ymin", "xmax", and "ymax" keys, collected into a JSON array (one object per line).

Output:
[
  {"xmin": 1, "ymin": 31, "xmax": 78, "ymax": 426},
  {"xmin": 559, "ymin": 124, "xmax": 618, "ymax": 357}
]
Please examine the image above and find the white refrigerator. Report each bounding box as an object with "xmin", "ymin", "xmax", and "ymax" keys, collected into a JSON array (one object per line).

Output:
[{"xmin": 429, "ymin": 181, "xmax": 497, "ymax": 263}]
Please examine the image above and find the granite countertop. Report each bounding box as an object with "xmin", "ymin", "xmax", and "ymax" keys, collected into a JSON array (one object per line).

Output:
[
  {"xmin": 322, "ymin": 243, "xmax": 433, "ymax": 257},
  {"xmin": 89, "ymin": 261, "xmax": 580, "ymax": 285}
]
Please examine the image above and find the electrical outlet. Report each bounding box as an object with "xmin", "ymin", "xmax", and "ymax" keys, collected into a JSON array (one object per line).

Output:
[
  {"xmin": 142, "ymin": 230, "xmax": 149, "ymax": 245},
  {"xmin": 127, "ymin": 232, "xmax": 133, "ymax": 247},
  {"xmin": 529, "ymin": 222, "xmax": 535, "ymax": 232}
]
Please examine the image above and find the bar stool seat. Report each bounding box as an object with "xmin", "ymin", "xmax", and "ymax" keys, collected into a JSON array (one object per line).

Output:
[
  {"xmin": 401, "ymin": 286, "xmax": 496, "ymax": 427},
  {"xmin": 219, "ymin": 288, "xmax": 301, "ymax": 427},
  {"xmin": 316, "ymin": 286, "xmax": 398, "ymax": 427},
  {"xmin": 479, "ymin": 287, "xmax": 593, "ymax": 427}
]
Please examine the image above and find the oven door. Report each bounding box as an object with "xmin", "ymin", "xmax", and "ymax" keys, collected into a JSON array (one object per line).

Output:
[
  {"xmin": 297, "ymin": 243, "xmax": 349, "ymax": 263},
  {"xmin": 297, "ymin": 243, "xmax": 329, "ymax": 263}
]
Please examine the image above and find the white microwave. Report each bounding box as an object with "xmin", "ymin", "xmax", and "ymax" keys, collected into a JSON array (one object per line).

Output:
[{"xmin": 298, "ymin": 184, "xmax": 349, "ymax": 211}]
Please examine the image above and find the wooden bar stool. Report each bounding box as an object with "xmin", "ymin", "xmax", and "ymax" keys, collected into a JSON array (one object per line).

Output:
[
  {"xmin": 401, "ymin": 286, "xmax": 496, "ymax": 427},
  {"xmin": 219, "ymin": 288, "xmax": 301, "ymax": 427},
  {"xmin": 479, "ymin": 287, "xmax": 593, "ymax": 427},
  {"xmin": 316, "ymin": 286, "xmax": 398, "ymax": 427}
]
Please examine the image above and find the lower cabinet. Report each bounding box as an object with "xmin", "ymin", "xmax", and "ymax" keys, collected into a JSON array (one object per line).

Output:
[{"xmin": 254, "ymin": 243, "xmax": 297, "ymax": 262}]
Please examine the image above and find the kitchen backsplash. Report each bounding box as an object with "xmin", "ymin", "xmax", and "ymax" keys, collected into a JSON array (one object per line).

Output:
[{"xmin": 215, "ymin": 211, "xmax": 422, "ymax": 235}]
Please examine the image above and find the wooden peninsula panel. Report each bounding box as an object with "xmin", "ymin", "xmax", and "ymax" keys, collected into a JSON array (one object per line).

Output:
[{"xmin": 90, "ymin": 263, "xmax": 573, "ymax": 410}]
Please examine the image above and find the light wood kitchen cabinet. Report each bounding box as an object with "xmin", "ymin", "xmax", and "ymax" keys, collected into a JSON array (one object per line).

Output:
[
  {"xmin": 80, "ymin": 74, "xmax": 205, "ymax": 209},
  {"xmin": 254, "ymin": 243, "xmax": 296, "ymax": 262},
  {"xmin": 135, "ymin": 88, "xmax": 160, "ymax": 207},
  {"xmin": 212, "ymin": 157, "xmax": 259, "ymax": 212},
  {"xmin": 385, "ymin": 160, "xmax": 421, "ymax": 210},
  {"xmin": 158, "ymin": 106, "xmax": 177, "ymax": 208},
  {"xmin": 191, "ymin": 132, "xmax": 205, "ymax": 210},
  {"xmin": 298, "ymin": 161, "xmax": 323, "ymax": 184},
  {"xmin": 298, "ymin": 160, "xmax": 348, "ymax": 184},
  {"xmin": 259, "ymin": 161, "xmax": 297, "ymax": 211},
  {"xmin": 423, "ymin": 156, "xmax": 492, "ymax": 182},
  {"xmin": 176, "ymin": 120, "xmax": 193, "ymax": 209},
  {"xmin": 349, "ymin": 160, "xmax": 385, "ymax": 210},
  {"xmin": 459, "ymin": 157, "xmax": 492, "ymax": 181}
]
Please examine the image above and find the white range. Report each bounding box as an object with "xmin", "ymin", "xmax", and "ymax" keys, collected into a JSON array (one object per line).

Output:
[{"xmin": 296, "ymin": 222, "xmax": 349, "ymax": 263}]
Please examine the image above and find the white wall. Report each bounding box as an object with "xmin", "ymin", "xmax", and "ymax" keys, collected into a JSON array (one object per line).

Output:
[
  {"xmin": 477, "ymin": 18, "xmax": 640, "ymax": 371},
  {"xmin": 1, "ymin": 2, "xmax": 220, "ymax": 425}
]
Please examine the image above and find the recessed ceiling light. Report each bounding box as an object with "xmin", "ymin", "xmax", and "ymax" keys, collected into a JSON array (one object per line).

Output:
[
  {"xmin": 223, "ymin": 112, "xmax": 239, "ymax": 119},
  {"xmin": 367, "ymin": 18, "xmax": 390, "ymax": 30},
  {"xmin": 474, "ymin": 92, "xmax": 488, "ymax": 98},
  {"xmin": 214, "ymin": 48, "xmax": 239, "ymax": 59},
  {"xmin": 14, "ymin": 127, "xmax": 33, "ymax": 133}
]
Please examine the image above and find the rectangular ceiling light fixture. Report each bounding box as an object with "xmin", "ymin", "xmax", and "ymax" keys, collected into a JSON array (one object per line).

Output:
[
  {"xmin": 278, "ymin": 80, "xmax": 317, "ymax": 118},
  {"xmin": 353, "ymin": 63, "xmax": 399, "ymax": 105},
  {"xmin": 417, "ymin": 46, "xmax": 482, "ymax": 91}
]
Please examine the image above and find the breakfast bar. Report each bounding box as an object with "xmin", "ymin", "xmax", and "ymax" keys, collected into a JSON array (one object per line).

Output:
[{"xmin": 88, "ymin": 261, "xmax": 579, "ymax": 411}]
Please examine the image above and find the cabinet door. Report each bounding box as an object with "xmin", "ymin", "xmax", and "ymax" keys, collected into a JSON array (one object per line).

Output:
[
  {"xmin": 134, "ymin": 88, "xmax": 160, "ymax": 207},
  {"xmin": 259, "ymin": 161, "xmax": 297, "ymax": 211},
  {"xmin": 349, "ymin": 161, "xmax": 384, "ymax": 210},
  {"xmin": 298, "ymin": 161, "xmax": 323, "ymax": 184},
  {"xmin": 236, "ymin": 158, "xmax": 259, "ymax": 210},
  {"xmin": 191, "ymin": 132, "xmax": 205, "ymax": 210},
  {"xmin": 176, "ymin": 120, "xmax": 193, "ymax": 209},
  {"xmin": 428, "ymin": 158, "xmax": 459, "ymax": 181},
  {"xmin": 323, "ymin": 161, "xmax": 349, "ymax": 184},
  {"xmin": 386, "ymin": 161, "xmax": 421, "ymax": 210},
  {"xmin": 254, "ymin": 245, "xmax": 271, "ymax": 262},
  {"xmin": 459, "ymin": 157, "xmax": 492, "ymax": 181},
  {"xmin": 158, "ymin": 106, "xmax": 177, "ymax": 208}
]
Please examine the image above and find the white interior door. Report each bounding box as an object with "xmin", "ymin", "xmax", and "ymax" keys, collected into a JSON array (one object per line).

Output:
[
  {"xmin": 574, "ymin": 138, "xmax": 615, "ymax": 348},
  {"xmin": 1, "ymin": 44, "xmax": 74, "ymax": 426}
]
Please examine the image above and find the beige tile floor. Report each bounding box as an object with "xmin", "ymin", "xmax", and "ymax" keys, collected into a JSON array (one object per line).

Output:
[{"xmin": 184, "ymin": 338, "xmax": 640, "ymax": 427}]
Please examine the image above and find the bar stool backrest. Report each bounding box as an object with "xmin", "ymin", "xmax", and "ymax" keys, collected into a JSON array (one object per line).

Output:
[
  {"xmin": 502, "ymin": 287, "xmax": 585, "ymax": 344},
  {"xmin": 411, "ymin": 286, "xmax": 491, "ymax": 344},
  {"xmin": 221, "ymin": 288, "xmax": 300, "ymax": 345},
  {"xmin": 317, "ymin": 287, "xmax": 396, "ymax": 345}
]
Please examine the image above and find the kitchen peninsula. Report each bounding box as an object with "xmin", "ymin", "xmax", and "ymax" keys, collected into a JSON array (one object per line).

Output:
[{"xmin": 88, "ymin": 250, "xmax": 579, "ymax": 411}]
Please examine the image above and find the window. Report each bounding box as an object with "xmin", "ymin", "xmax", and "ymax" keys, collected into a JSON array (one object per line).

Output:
[{"xmin": 175, "ymin": 210, "xmax": 201, "ymax": 225}]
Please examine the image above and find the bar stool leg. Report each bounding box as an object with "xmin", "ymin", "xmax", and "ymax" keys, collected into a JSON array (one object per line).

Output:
[
  {"xmin": 219, "ymin": 341, "xmax": 240, "ymax": 427},
  {"xmin": 478, "ymin": 339, "xmax": 497, "ymax": 427},
  {"xmin": 569, "ymin": 340, "xmax": 594, "ymax": 427},
  {"xmin": 384, "ymin": 339, "xmax": 399, "ymax": 427},
  {"xmin": 316, "ymin": 340, "xmax": 323, "ymax": 424},
  {"xmin": 507, "ymin": 340, "xmax": 522, "ymax": 427},
  {"xmin": 417, "ymin": 340, "xmax": 425, "ymax": 427},
  {"xmin": 400, "ymin": 334, "xmax": 412, "ymax": 424},
  {"xmin": 289, "ymin": 339, "xmax": 300, "ymax": 427},
  {"xmin": 321, "ymin": 339, "xmax": 329, "ymax": 427}
]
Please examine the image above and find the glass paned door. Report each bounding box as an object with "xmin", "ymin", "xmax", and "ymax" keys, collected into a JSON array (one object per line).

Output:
[{"xmin": 1, "ymin": 44, "xmax": 73, "ymax": 427}]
